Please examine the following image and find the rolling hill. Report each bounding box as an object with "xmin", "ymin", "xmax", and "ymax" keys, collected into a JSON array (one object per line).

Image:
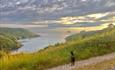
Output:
[
  {"xmin": 0, "ymin": 27, "xmax": 39, "ymax": 54},
  {"xmin": 0, "ymin": 26, "xmax": 115, "ymax": 70},
  {"xmin": 0, "ymin": 27, "xmax": 39, "ymax": 39}
]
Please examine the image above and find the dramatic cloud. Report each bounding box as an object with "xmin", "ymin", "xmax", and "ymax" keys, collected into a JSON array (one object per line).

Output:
[{"xmin": 0, "ymin": 0, "xmax": 115, "ymax": 21}]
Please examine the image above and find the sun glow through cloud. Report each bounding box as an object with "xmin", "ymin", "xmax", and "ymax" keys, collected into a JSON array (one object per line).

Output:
[
  {"xmin": 86, "ymin": 13, "xmax": 109, "ymax": 19},
  {"xmin": 60, "ymin": 12, "xmax": 114, "ymax": 25}
]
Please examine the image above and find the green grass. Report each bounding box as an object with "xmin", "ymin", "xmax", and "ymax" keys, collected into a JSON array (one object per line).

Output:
[
  {"xmin": 0, "ymin": 27, "xmax": 39, "ymax": 56},
  {"xmin": 74, "ymin": 58, "xmax": 115, "ymax": 70},
  {"xmin": 0, "ymin": 35, "xmax": 21, "ymax": 52},
  {"xmin": 0, "ymin": 27, "xmax": 39, "ymax": 39},
  {"xmin": 0, "ymin": 26, "xmax": 115, "ymax": 70}
]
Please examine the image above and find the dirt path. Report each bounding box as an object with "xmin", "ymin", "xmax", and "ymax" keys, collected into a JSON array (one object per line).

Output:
[{"xmin": 48, "ymin": 52, "xmax": 115, "ymax": 70}]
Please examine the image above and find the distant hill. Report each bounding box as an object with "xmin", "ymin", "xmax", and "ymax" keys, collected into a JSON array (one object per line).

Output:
[
  {"xmin": 66, "ymin": 25, "xmax": 115, "ymax": 41},
  {"xmin": 0, "ymin": 27, "xmax": 39, "ymax": 53},
  {"xmin": 0, "ymin": 27, "xmax": 39, "ymax": 39}
]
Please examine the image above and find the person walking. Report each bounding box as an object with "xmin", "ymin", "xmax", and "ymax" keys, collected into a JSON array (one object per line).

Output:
[{"xmin": 70, "ymin": 51, "xmax": 75, "ymax": 66}]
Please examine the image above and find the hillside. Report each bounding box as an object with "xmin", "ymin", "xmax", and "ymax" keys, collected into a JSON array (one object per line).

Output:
[
  {"xmin": 66, "ymin": 24, "xmax": 115, "ymax": 41},
  {"xmin": 0, "ymin": 35, "xmax": 21, "ymax": 57},
  {"xmin": 0, "ymin": 26, "xmax": 115, "ymax": 70},
  {"xmin": 49, "ymin": 52, "xmax": 115, "ymax": 70},
  {"xmin": 0, "ymin": 27, "xmax": 39, "ymax": 55},
  {"xmin": 0, "ymin": 27, "xmax": 39, "ymax": 39}
]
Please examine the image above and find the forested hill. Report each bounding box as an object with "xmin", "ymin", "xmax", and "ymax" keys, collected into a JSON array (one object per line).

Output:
[
  {"xmin": 0, "ymin": 27, "xmax": 39, "ymax": 53},
  {"xmin": 0, "ymin": 35, "xmax": 21, "ymax": 52},
  {"xmin": 66, "ymin": 25, "xmax": 115, "ymax": 41},
  {"xmin": 0, "ymin": 27, "xmax": 39, "ymax": 39}
]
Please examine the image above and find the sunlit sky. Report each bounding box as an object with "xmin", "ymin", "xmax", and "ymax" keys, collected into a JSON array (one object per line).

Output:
[
  {"xmin": 0, "ymin": 11, "xmax": 115, "ymax": 29},
  {"xmin": 0, "ymin": 0, "xmax": 115, "ymax": 31},
  {"xmin": 0, "ymin": 0, "xmax": 115, "ymax": 22},
  {"xmin": 60, "ymin": 12, "xmax": 115, "ymax": 25}
]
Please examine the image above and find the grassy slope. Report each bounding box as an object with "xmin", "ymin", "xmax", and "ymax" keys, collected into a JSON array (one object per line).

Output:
[
  {"xmin": 0, "ymin": 27, "xmax": 39, "ymax": 39},
  {"xmin": 0, "ymin": 35, "xmax": 21, "ymax": 54},
  {"xmin": 66, "ymin": 26, "xmax": 113, "ymax": 41},
  {"xmin": 0, "ymin": 26, "xmax": 115, "ymax": 70},
  {"xmin": 74, "ymin": 59, "xmax": 115, "ymax": 70},
  {"xmin": 0, "ymin": 27, "xmax": 39, "ymax": 56},
  {"xmin": 0, "ymin": 35, "xmax": 21, "ymax": 49}
]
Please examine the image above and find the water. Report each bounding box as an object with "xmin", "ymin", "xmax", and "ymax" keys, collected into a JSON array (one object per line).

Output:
[
  {"xmin": 14, "ymin": 27, "xmax": 77, "ymax": 53},
  {"xmin": 13, "ymin": 24, "xmax": 108, "ymax": 53}
]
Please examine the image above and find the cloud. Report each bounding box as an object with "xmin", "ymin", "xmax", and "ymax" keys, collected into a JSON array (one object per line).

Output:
[
  {"xmin": 81, "ymin": 0, "xmax": 87, "ymax": 2},
  {"xmin": 105, "ymin": 0, "xmax": 115, "ymax": 7},
  {"xmin": 0, "ymin": 24, "xmax": 48, "ymax": 28},
  {"xmin": 0, "ymin": 0, "xmax": 115, "ymax": 21}
]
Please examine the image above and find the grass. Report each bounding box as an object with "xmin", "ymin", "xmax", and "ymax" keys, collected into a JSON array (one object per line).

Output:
[
  {"xmin": 0, "ymin": 27, "xmax": 39, "ymax": 39},
  {"xmin": 0, "ymin": 27, "xmax": 39, "ymax": 55},
  {"xmin": 74, "ymin": 58, "xmax": 115, "ymax": 70},
  {"xmin": 0, "ymin": 35, "xmax": 21, "ymax": 52},
  {"xmin": 0, "ymin": 27, "xmax": 115, "ymax": 70}
]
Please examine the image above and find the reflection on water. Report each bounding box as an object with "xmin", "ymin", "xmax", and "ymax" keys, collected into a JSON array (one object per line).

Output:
[
  {"xmin": 14, "ymin": 27, "xmax": 81, "ymax": 53},
  {"xmin": 13, "ymin": 23, "xmax": 111, "ymax": 53},
  {"xmin": 17, "ymin": 33, "xmax": 66, "ymax": 53}
]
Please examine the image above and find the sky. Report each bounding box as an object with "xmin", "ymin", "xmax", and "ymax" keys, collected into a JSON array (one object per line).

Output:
[{"xmin": 0, "ymin": 0, "xmax": 115, "ymax": 22}]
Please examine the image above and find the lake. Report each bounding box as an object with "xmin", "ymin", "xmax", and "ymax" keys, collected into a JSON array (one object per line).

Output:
[
  {"xmin": 13, "ymin": 27, "xmax": 79, "ymax": 53},
  {"xmin": 12, "ymin": 23, "xmax": 108, "ymax": 53}
]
